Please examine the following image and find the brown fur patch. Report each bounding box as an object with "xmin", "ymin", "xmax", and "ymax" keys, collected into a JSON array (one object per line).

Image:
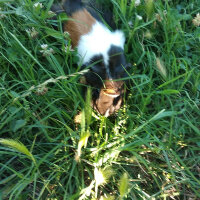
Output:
[{"xmin": 64, "ymin": 9, "xmax": 96, "ymax": 48}]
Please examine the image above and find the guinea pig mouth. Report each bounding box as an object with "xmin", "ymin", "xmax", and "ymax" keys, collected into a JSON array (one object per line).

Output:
[
  {"xmin": 94, "ymin": 94, "xmax": 123, "ymax": 117},
  {"xmin": 93, "ymin": 82, "xmax": 124, "ymax": 117},
  {"xmin": 81, "ymin": 75, "xmax": 125, "ymax": 116},
  {"xmin": 102, "ymin": 88, "xmax": 120, "ymax": 98}
]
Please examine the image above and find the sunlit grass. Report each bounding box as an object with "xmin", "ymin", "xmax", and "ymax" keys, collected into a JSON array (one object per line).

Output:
[{"xmin": 0, "ymin": 0, "xmax": 200, "ymax": 199}]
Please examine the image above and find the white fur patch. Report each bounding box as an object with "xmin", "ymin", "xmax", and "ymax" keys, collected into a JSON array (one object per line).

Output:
[{"xmin": 77, "ymin": 22, "xmax": 125, "ymax": 65}]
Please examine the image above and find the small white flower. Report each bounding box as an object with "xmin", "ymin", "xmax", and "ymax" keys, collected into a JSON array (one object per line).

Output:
[
  {"xmin": 33, "ymin": 2, "xmax": 43, "ymax": 8},
  {"xmin": 63, "ymin": 45, "xmax": 74, "ymax": 53},
  {"xmin": 40, "ymin": 44, "xmax": 54, "ymax": 57},
  {"xmin": 48, "ymin": 48, "xmax": 54, "ymax": 54},
  {"xmin": 163, "ymin": 10, "xmax": 167, "ymax": 16},
  {"xmin": 25, "ymin": 29, "xmax": 31, "ymax": 37},
  {"xmin": 64, "ymin": 31, "xmax": 70, "ymax": 36},
  {"xmin": 64, "ymin": 31, "xmax": 70, "ymax": 39},
  {"xmin": 26, "ymin": 27, "xmax": 38, "ymax": 38},
  {"xmin": 40, "ymin": 49, "xmax": 54, "ymax": 57},
  {"xmin": 41, "ymin": 44, "xmax": 48, "ymax": 50},
  {"xmin": 48, "ymin": 11, "xmax": 54, "ymax": 15},
  {"xmin": 134, "ymin": 0, "xmax": 141, "ymax": 6},
  {"xmin": 136, "ymin": 14, "xmax": 143, "ymax": 20},
  {"xmin": 48, "ymin": 10, "xmax": 55, "ymax": 17},
  {"xmin": 30, "ymin": 27, "xmax": 38, "ymax": 38}
]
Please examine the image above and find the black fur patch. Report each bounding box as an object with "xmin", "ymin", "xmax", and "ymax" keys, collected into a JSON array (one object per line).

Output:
[
  {"xmin": 83, "ymin": 54, "xmax": 106, "ymax": 89},
  {"xmin": 83, "ymin": 45, "xmax": 128, "ymax": 89},
  {"xmin": 62, "ymin": 0, "xmax": 84, "ymax": 16},
  {"xmin": 86, "ymin": 6, "xmax": 103, "ymax": 22},
  {"xmin": 108, "ymin": 45, "xmax": 127, "ymax": 79},
  {"xmin": 61, "ymin": 0, "xmax": 115, "ymax": 29},
  {"xmin": 87, "ymin": 0, "xmax": 116, "ymax": 29},
  {"xmin": 82, "ymin": 46, "xmax": 128, "ymax": 105}
]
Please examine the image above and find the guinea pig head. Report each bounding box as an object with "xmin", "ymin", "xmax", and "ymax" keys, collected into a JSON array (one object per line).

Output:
[{"xmin": 82, "ymin": 45, "xmax": 129, "ymax": 117}]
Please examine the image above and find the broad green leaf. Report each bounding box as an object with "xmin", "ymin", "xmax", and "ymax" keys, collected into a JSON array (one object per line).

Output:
[
  {"xmin": 10, "ymin": 91, "xmax": 20, "ymax": 98},
  {"xmin": 11, "ymin": 119, "xmax": 26, "ymax": 132},
  {"xmin": 15, "ymin": 7, "xmax": 23, "ymax": 16}
]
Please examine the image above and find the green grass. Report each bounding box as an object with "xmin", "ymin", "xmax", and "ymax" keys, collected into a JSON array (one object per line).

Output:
[{"xmin": 0, "ymin": 0, "xmax": 200, "ymax": 199}]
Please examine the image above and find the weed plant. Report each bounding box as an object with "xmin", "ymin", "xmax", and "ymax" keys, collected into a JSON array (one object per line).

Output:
[{"xmin": 0, "ymin": 0, "xmax": 200, "ymax": 199}]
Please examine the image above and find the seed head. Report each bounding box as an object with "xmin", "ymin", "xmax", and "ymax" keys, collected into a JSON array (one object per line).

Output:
[{"xmin": 156, "ymin": 57, "xmax": 167, "ymax": 78}]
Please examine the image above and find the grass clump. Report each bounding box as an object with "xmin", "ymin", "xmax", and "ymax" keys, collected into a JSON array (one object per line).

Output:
[{"xmin": 0, "ymin": 0, "xmax": 200, "ymax": 199}]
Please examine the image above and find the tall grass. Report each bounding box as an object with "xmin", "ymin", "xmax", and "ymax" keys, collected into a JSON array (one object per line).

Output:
[{"xmin": 0, "ymin": 0, "xmax": 200, "ymax": 199}]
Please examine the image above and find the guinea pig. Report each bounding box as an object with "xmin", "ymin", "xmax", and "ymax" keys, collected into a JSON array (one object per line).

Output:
[{"xmin": 51, "ymin": 0, "xmax": 129, "ymax": 117}]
